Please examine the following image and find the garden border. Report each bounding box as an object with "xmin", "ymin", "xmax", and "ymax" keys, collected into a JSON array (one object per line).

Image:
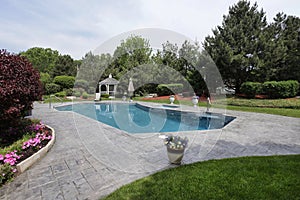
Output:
[{"xmin": 16, "ymin": 125, "xmax": 55, "ymax": 174}]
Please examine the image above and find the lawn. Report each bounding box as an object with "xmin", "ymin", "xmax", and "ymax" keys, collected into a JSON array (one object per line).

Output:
[
  {"xmin": 135, "ymin": 97, "xmax": 300, "ymax": 118},
  {"xmin": 103, "ymin": 154, "xmax": 300, "ymax": 200}
]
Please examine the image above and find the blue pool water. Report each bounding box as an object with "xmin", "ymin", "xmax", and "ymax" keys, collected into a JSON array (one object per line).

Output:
[{"xmin": 55, "ymin": 103, "xmax": 235, "ymax": 134}]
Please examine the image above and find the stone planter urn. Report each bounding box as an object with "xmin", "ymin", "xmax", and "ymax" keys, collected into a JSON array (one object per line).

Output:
[
  {"xmin": 162, "ymin": 135, "xmax": 188, "ymax": 165},
  {"xmin": 167, "ymin": 147, "xmax": 185, "ymax": 165},
  {"xmin": 192, "ymin": 96, "xmax": 199, "ymax": 107},
  {"xmin": 169, "ymin": 95, "xmax": 175, "ymax": 104}
]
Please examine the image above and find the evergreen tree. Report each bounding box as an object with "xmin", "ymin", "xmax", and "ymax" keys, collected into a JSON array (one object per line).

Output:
[
  {"xmin": 203, "ymin": 0, "xmax": 267, "ymax": 93},
  {"xmin": 264, "ymin": 13, "xmax": 300, "ymax": 82}
]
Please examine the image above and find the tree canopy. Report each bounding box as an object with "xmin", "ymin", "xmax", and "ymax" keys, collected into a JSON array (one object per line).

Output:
[{"xmin": 203, "ymin": 0, "xmax": 300, "ymax": 93}]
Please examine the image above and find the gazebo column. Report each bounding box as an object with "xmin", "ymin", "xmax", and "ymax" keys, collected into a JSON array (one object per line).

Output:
[
  {"xmin": 106, "ymin": 84, "xmax": 109, "ymax": 94},
  {"xmin": 114, "ymin": 85, "xmax": 117, "ymax": 96}
]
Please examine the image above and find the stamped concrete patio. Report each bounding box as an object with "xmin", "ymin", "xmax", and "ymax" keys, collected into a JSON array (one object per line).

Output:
[{"xmin": 0, "ymin": 101, "xmax": 299, "ymax": 200}]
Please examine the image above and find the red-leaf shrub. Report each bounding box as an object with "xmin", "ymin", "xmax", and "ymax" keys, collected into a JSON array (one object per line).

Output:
[{"xmin": 0, "ymin": 50, "xmax": 42, "ymax": 128}]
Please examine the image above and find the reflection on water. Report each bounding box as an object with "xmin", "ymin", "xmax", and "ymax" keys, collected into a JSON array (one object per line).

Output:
[{"xmin": 55, "ymin": 103, "xmax": 235, "ymax": 134}]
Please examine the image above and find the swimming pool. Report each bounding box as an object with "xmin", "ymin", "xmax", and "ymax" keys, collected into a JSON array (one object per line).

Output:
[{"xmin": 55, "ymin": 103, "xmax": 235, "ymax": 134}]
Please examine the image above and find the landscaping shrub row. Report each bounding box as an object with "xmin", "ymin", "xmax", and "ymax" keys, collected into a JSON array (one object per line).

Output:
[
  {"xmin": 44, "ymin": 77, "xmax": 96, "ymax": 98},
  {"xmin": 156, "ymin": 84, "xmax": 183, "ymax": 96},
  {"xmin": 240, "ymin": 80, "xmax": 299, "ymax": 99}
]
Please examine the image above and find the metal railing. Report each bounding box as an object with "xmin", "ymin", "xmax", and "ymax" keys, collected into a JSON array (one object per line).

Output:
[{"xmin": 49, "ymin": 95, "xmax": 64, "ymax": 109}]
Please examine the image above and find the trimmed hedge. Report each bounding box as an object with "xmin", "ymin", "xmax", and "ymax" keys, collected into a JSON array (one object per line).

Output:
[
  {"xmin": 157, "ymin": 84, "xmax": 183, "ymax": 96},
  {"xmin": 55, "ymin": 91, "xmax": 66, "ymax": 98},
  {"xmin": 45, "ymin": 83, "xmax": 61, "ymax": 95},
  {"xmin": 262, "ymin": 80, "xmax": 299, "ymax": 99},
  {"xmin": 240, "ymin": 80, "xmax": 299, "ymax": 99},
  {"xmin": 240, "ymin": 82, "xmax": 262, "ymax": 98},
  {"xmin": 101, "ymin": 93, "xmax": 110, "ymax": 98},
  {"xmin": 53, "ymin": 76, "xmax": 75, "ymax": 89}
]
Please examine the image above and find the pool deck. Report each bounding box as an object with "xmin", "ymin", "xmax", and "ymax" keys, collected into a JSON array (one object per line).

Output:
[{"xmin": 1, "ymin": 101, "xmax": 300, "ymax": 200}]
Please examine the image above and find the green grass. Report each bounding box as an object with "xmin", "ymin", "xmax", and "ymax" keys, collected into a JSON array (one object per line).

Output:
[
  {"xmin": 134, "ymin": 97, "xmax": 300, "ymax": 118},
  {"xmin": 224, "ymin": 105, "xmax": 300, "ymax": 118},
  {"xmin": 103, "ymin": 155, "xmax": 300, "ymax": 200},
  {"xmin": 218, "ymin": 97, "xmax": 300, "ymax": 109}
]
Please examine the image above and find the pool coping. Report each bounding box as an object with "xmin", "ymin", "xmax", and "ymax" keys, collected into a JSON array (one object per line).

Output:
[
  {"xmin": 1, "ymin": 101, "xmax": 299, "ymax": 200},
  {"xmin": 53, "ymin": 100, "xmax": 235, "ymax": 135}
]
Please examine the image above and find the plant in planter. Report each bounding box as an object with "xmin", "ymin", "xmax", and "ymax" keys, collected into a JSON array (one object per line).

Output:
[
  {"xmin": 163, "ymin": 135, "xmax": 188, "ymax": 165},
  {"xmin": 0, "ymin": 122, "xmax": 53, "ymax": 187}
]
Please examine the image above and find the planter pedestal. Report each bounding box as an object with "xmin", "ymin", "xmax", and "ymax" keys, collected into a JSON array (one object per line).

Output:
[{"xmin": 167, "ymin": 147, "xmax": 185, "ymax": 165}]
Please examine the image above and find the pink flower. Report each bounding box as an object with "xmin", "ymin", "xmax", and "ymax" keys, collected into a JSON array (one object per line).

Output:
[{"xmin": 0, "ymin": 154, "xmax": 3, "ymax": 161}]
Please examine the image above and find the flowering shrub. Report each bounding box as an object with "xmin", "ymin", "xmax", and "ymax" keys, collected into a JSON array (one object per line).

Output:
[
  {"xmin": 1, "ymin": 151, "xmax": 21, "ymax": 166},
  {"xmin": 21, "ymin": 123, "xmax": 52, "ymax": 159},
  {"xmin": 0, "ymin": 151, "xmax": 20, "ymax": 185},
  {"xmin": 0, "ymin": 122, "xmax": 52, "ymax": 187},
  {"xmin": 164, "ymin": 135, "xmax": 188, "ymax": 150}
]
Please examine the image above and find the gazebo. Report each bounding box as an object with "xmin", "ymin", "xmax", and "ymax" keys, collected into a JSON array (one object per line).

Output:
[{"xmin": 98, "ymin": 74, "xmax": 119, "ymax": 97}]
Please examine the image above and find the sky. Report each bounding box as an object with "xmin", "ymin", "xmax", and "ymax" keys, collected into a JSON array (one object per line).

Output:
[{"xmin": 1, "ymin": 0, "xmax": 299, "ymax": 59}]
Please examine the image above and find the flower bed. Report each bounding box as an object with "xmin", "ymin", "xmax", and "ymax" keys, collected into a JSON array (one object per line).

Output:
[{"xmin": 0, "ymin": 122, "xmax": 54, "ymax": 186}]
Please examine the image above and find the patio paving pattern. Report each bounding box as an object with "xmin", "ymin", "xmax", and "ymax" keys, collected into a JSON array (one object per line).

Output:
[{"xmin": 0, "ymin": 101, "xmax": 299, "ymax": 200}]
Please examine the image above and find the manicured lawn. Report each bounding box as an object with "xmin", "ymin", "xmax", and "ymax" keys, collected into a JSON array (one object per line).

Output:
[
  {"xmin": 135, "ymin": 97, "xmax": 300, "ymax": 118},
  {"xmin": 103, "ymin": 155, "xmax": 300, "ymax": 200}
]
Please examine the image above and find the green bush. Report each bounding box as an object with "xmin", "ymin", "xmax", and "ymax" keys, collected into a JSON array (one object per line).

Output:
[
  {"xmin": 88, "ymin": 87, "xmax": 96, "ymax": 94},
  {"xmin": 101, "ymin": 93, "xmax": 110, "ymax": 98},
  {"xmin": 82, "ymin": 92, "xmax": 89, "ymax": 99},
  {"xmin": 262, "ymin": 80, "xmax": 299, "ymax": 99},
  {"xmin": 74, "ymin": 91, "xmax": 81, "ymax": 97},
  {"xmin": 40, "ymin": 72, "xmax": 52, "ymax": 93},
  {"xmin": 74, "ymin": 79, "xmax": 89, "ymax": 91},
  {"xmin": 64, "ymin": 88, "xmax": 74, "ymax": 96},
  {"xmin": 240, "ymin": 82, "xmax": 262, "ymax": 98},
  {"xmin": 55, "ymin": 91, "xmax": 66, "ymax": 98},
  {"xmin": 53, "ymin": 76, "xmax": 75, "ymax": 89},
  {"xmin": 45, "ymin": 83, "xmax": 61, "ymax": 95},
  {"xmin": 157, "ymin": 84, "xmax": 183, "ymax": 96}
]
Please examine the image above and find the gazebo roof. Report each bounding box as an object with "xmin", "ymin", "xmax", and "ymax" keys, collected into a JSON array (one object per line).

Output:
[{"xmin": 99, "ymin": 74, "xmax": 119, "ymax": 85}]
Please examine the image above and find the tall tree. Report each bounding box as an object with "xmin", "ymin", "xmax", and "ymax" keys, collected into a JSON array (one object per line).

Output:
[
  {"xmin": 263, "ymin": 13, "xmax": 300, "ymax": 82},
  {"xmin": 20, "ymin": 47, "xmax": 59, "ymax": 74},
  {"xmin": 77, "ymin": 52, "xmax": 112, "ymax": 88},
  {"xmin": 203, "ymin": 0, "xmax": 267, "ymax": 93},
  {"xmin": 52, "ymin": 54, "xmax": 77, "ymax": 77},
  {"xmin": 110, "ymin": 35, "xmax": 152, "ymax": 80}
]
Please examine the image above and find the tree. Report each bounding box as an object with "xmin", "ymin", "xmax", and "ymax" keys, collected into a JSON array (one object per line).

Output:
[
  {"xmin": 263, "ymin": 13, "xmax": 300, "ymax": 82},
  {"xmin": 77, "ymin": 52, "xmax": 112, "ymax": 89},
  {"xmin": 21, "ymin": 47, "xmax": 80, "ymax": 78},
  {"xmin": 110, "ymin": 35, "xmax": 152, "ymax": 79},
  {"xmin": 40, "ymin": 72, "xmax": 52, "ymax": 93},
  {"xmin": 52, "ymin": 54, "xmax": 77, "ymax": 77},
  {"xmin": 0, "ymin": 50, "xmax": 42, "ymax": 128},
  {"xmin": 20, "ymin": 47, "xmax": 59, "ymax": 74},
  {"xmin": 203, "ymin": 0, "xmax": 267, "ymax": 93}
]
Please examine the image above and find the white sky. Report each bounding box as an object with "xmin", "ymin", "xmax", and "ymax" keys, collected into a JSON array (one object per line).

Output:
[{"xmin": 1, "ymin": 0, "xmax": 299, "ymax": 59}]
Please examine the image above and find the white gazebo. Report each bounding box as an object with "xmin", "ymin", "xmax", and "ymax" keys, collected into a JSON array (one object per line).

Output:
[{"xmin": 98, "ymin": 74, "xmax": 119, "ymax": 97}]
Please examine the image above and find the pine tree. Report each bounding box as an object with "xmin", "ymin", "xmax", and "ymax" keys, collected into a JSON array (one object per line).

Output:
[{"xmin": 203, "ymin": 0, "xmax": 267, "ymax": 93}]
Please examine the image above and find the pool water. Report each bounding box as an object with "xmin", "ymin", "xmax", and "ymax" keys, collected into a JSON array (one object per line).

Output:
[{"xmin": 55, "ymin": 103, "xmax": 235, "ymax": 134}]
